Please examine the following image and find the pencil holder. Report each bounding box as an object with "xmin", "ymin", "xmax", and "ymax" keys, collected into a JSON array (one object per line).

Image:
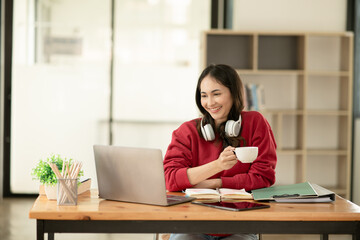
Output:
[{"xmin": 57, "ymin": 178, "xmax": 78, "ymax": 205}]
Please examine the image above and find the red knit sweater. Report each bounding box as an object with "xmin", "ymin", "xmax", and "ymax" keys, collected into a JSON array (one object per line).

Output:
[{"xmin": 163, "ymin": 111, "xmax": 277, "ymax": 192}]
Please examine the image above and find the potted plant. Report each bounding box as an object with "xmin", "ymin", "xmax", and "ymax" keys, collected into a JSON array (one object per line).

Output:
[{"xmin": 31, "ymin": 154, "xmax": 83, "ymax": 200}]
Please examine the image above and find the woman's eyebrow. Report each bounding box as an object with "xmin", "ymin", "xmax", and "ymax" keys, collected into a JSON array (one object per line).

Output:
[
  {"xmin": 201, "ymin": 89, "xmax": 221, "ymax": 94},
  {"xmin": 211, "ymin": 89, "xmax": 221, "ymax": 93}
]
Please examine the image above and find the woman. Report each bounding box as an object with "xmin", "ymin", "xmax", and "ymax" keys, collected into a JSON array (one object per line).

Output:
[{"xmin": 163, "ymin": 64, "xmax": 277, "ymax": 240}]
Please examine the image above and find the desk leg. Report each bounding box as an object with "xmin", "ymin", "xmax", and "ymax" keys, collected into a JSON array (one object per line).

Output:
[
  {"xmin": 353, "ymin": 221, "xmax": 360, "ymax": 240},
  {"xmin": 354, "ymin": 224, "xmax": 360, "ymax": 240},
  {"xmin": 320, "ymin": 234, "xmax": 328, "ymax": 240},
  {"xmin": 36, "ymin": 220, "xmax": 44, "ymax": 240},
  {"xmin": 48, "ymin": 232, "xmax": 54, "ymax": 240}
]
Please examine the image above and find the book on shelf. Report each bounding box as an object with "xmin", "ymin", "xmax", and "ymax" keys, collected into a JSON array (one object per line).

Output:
[
  {"xmin": 256, "ymin": 84, "xmax": 266, "ymax": 110},
  {"xmin": 245, "ymin": 84, "xmax": 253, "ymax": 110},
  {"xmin": 244, "ymin": 83, "xmax": 265, "ymax": 111},
  {"xmin": 185, "ymin": 188, "xmax": 253, "ymax": 200},
  {"xmin": 250, "ymin": 83, "xmax": 258, "ymax": 111}
]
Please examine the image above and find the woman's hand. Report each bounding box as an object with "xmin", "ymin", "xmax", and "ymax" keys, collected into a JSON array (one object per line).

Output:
[
  {"xmin": 217, "ymin": 146, "xmax": 237, "ymax": 170},
  {"xmin": 186, "ymin": 146, "xmax": 237, "ymax": 186}
]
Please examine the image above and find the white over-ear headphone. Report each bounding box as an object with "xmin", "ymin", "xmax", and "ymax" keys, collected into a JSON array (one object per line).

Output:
[
  {"xmin": 201, "ymin": 114, "xmax": 242, "ymax": 141},
  {"xmin": 201, "ymin": 118, "xmax": 215, "ymax": 141}
]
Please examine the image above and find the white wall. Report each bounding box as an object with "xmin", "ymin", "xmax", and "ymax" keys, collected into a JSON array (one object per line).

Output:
[{"xmin": 233, "ymin": 0, "xmax": 347, "ymax": 32}]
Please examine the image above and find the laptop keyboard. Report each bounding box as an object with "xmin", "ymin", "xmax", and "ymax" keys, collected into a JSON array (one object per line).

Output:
[{"xmin": 166, "ymin": 194, "xmax": 190, "ymax": 204}]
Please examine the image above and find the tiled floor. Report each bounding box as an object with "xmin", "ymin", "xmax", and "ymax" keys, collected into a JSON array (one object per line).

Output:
[{"xmin": 0, "ymin": 197, "xmax": 351, "ymax": 240}]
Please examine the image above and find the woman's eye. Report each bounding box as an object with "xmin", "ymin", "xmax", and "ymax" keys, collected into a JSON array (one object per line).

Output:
[{"xmin": 201, "ymin": 95, "xmax": 207, "ymax": 98}]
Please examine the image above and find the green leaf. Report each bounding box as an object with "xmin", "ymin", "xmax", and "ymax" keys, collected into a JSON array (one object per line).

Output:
[{"xmin": 31, "ymin": 154, "xmax": 84, "ymax": 186}]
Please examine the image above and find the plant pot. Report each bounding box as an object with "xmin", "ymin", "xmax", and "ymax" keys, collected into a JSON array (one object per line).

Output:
[{"xmin": 44, "ymin": 185, "xmax": 57, "ymax": 200}]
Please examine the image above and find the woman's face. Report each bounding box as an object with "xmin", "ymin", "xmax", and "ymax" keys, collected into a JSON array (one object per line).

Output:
[{"xmin": 200, "ymin": 75, "xmax": 233, "ymax": 127}]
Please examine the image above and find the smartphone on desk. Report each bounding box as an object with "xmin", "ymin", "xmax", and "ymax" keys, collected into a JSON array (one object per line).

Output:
[{"xmin": 192, "ymin": 201, "xmax": 270, "ymax": 211}]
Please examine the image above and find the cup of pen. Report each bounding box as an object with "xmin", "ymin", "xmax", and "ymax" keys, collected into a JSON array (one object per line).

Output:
[
  {"xmin": 57, "ymin": 178, "xmax": 78, "ymax": 205},
  {"xmin": 49, "ymin": 161, "xmax": 82, "ymax": 206}
]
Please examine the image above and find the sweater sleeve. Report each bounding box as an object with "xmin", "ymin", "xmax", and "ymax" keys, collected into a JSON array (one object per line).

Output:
[
  {"xmin": 163, "ymin": 122, "xmax": 196, "ymax": 192},
  {"xmin": 221, "ymin": 112, "xmax": 277, "ymax": 191}
]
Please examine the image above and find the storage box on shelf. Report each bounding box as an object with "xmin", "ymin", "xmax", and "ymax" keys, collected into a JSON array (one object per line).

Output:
[{"xmin": 202, "ymin": 30, "xmax": 353, "ymax": 199}]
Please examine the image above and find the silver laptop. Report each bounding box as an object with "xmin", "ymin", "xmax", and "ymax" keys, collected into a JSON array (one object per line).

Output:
[{"xmin": 93, "ymin": 145, "xmax": 195, "ymax": 206}]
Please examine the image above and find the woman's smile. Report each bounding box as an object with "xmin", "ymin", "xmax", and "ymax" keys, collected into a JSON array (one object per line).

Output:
[{"xmin": 208, "ymin": 106, "xmax": 222, "ymax": 113}]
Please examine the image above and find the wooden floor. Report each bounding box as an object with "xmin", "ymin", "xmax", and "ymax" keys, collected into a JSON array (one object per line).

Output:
[{"xmin": 0, "ymin": 198, "xmax": 351, "ymax": 240}]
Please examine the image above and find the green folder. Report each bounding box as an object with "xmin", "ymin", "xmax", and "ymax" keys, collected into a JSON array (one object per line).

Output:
[{"xmin": 252, "ymin": 182, "xmax": 335, "ymax": 203}]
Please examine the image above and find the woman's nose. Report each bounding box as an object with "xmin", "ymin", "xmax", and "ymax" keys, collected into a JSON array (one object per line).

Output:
[{"xmin": 208, "ymin": 96, "xmax": 215, "ymax": 106}]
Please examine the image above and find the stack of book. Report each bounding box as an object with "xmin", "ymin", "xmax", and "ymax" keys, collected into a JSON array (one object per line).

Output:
[
  {"xmin": 244, "ymin": 83, "xmax": 265, "ymax": 111},
  {"xmin": 251, "ymin": 182, "xmax": 335, "ymax": 203}
]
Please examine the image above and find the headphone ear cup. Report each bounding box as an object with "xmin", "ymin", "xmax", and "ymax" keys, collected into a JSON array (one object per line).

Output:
[
  {"xmin": 225, "ymin": 120, "xmax": 241, "ymax": 137},
  {"xmin": 225, "ymin": 120, "xmax": 236, "ymax": 137},
  {"xmin": 202, "ymin": 124, "xmax": 215, "ymax": 141},
  {"xmin": 201, "ymin": 124, "xmax": 208, "ymax": 140}
]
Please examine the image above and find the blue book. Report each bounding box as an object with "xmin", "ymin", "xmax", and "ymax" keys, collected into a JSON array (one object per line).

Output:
[
  {"xmin": 250, "ymin": 83, "xmax": 258, "ymax": 111},
  {"xmin": 245, "ymin": 84, "xmax": 253, "ymax": 110}
]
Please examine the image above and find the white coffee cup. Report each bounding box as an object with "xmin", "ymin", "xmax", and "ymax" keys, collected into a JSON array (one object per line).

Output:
[{"xmin": 234, "ymin": 147, "xmax": 258, "ymax": 163}]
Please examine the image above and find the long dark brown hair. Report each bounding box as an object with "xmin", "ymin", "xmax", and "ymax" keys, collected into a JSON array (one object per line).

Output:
[{"xmin": 195, "ymin": 64, "xmax": 246, "ymax": 148}]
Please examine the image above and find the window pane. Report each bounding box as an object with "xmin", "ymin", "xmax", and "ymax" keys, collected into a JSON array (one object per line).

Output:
[
  {"xmin": 10, "ymin": 0, "xmax": 210, "ymax": 194},
  {"xmin": 11, "ymin": 0, "xmax": 110, "ymax": 193},
  {"xmin": 112, "ymin": 0, "xmax": 210, "ymax": 152}
]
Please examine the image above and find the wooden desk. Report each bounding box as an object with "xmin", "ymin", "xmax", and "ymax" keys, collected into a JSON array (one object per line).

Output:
[{"xmin": 29, "ymin": 190, "xmax": 360, "ymax": 240}]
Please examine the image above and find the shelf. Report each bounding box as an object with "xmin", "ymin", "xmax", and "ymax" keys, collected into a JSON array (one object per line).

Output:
[
  {"xmin": 258, "ymin": 35, "xmax": 304, "ymax": 70},
  {"xmin": 203, "ymin": 31, "xmax": 353, "ymax": 199},
  {"xmin": 306, "ymin": 71, "xmax": 350, "ymax": 77},
  {"xmin": 305, "ymin": 110, "xmax": 349, "ymax": 116},
  {"xmin": 238, "ymin": 70, "xmax": 349, "ymax": 77},
  {"xmin": 306, "ymin": 149, "xmax": 348, "ymax": 156},
  {"xmin": 206, "ymin": 34, "xmax": 253, "ymax": 69},
  {"xmin": 261, "ymin": 109, "xmax": 304, "ymax": 115},
  {"xmin": 276, "ymin": 149, "xmax": 349, "ymax": 156},
  {"xmin": 307, "ymin": 35, "xmax": 352, "ymax": 72},
  {"xmin": 238, "ymin": 70, "xmax": 304, "ymax": 75},
  {"xmin": 260, "ymin": 109, "xmax": 350, "ymax": 116},
  {"xmin": 261, "ymin": 109, "xmax": 350, "ymax": 116},
  {"xmin": 276, "ymin": 149, "xmax": 304, "ymax": 155}
]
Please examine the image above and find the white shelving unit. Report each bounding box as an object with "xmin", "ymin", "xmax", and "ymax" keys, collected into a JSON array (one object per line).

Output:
[{"xmin": 203, "ymin": 30, "xmax": 353, "ymax": 199}]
